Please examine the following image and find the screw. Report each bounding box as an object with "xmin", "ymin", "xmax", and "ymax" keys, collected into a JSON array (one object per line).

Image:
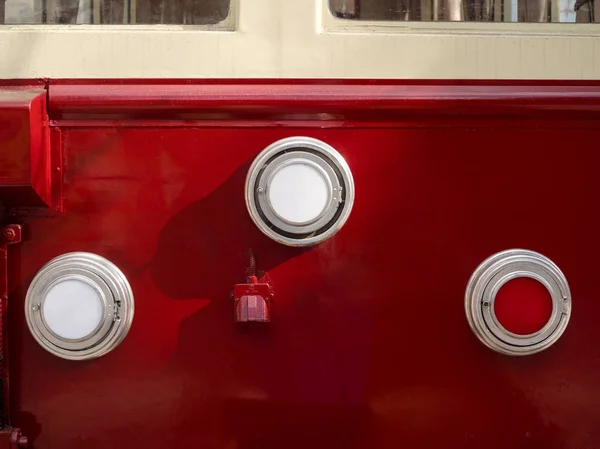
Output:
[
  {"xmin": 32, "ymin": 305, "xmax": 39, "ymax": 312},
  {"xmin": 483, "ymin": 301, "xmax": 490, "ymax": 307},
  {"xmin": 3, "ymin": 228, "xmax": 16, "ymax": 242},
  {"xmin": 257, "ymin": 187, "xmax": 265, "ymax": 193}
]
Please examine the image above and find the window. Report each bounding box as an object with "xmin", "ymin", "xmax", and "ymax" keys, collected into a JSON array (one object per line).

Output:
[
  {"xmin": 1, "ymin": 0, "xmax": 231, "ymax": 24},
  {"xmin": 329, "ymin": 0, "xmax": 597, "ymax": 22}
]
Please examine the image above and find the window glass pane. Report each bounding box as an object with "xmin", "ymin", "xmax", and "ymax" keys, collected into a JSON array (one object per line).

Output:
[
  {"xmin": 329, "ymin": 0, "xmax": 597, "ymax": 22},
  {"xmin": 2, "ymin": 0, "xmax": 230, "ymax": 24}
]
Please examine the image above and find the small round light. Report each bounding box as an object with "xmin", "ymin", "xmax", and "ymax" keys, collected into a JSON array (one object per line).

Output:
[
  {"xmin": 246, "ymin": 137, "xmax": 354, "ymax": 246},
  {"xmin": 267, "ymin": 162, "xmax": 330, "ymax": 225},
  {"xmin": 42, "ymin": 279, "xmax": 104, "ymax": 340},
  {"xmin": 465, "ymin": 249, "xmax": 571, "ymax": 356},
  {"xmin": 25, "ymin": 252, "xmax": 134, "ymax": 361}
]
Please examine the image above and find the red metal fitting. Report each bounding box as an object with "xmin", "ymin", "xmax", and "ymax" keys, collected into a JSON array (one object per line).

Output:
[
  {"xmin": 233, "ymin": 250, "xmax": 273, "ymax": 323},
  {"xmin": 1, "ymin": 230, "xmax": 14, "ymax": 243},
  {"xmin": 0, "ymin": 428, "xmax": 28, "ymax": 449},
  {"xmin": 234, "ymin": 279, "xmax": 273, "ymax": 323},
  {"xmin": 0, "ymin": 226, "xmax": 21, "ymax": 245},
  {"xmin": 10, "ymin": 428, "xmax": 27, "ymax": 449}
]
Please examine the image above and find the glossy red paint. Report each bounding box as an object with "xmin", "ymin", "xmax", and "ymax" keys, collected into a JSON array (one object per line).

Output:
[
  {"xmin": 4, "ymin": 81, "xmax": 600, "ymax": 449},
  {"xmin": 494, "ymin": 277, "xmax": 554, "ymax": 335},
  {"xmin": 0, "ymin": 89, "xmax": 51, "ymax": 208}
]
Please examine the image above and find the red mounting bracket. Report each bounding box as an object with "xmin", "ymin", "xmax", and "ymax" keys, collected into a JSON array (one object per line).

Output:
[
  {"xmin": 0, "ymin": 225, "xmax": 27, "ymax": 448},
  {"xmin": 0, "ymin": 225, "xmax": 22, "ymax": 302}
]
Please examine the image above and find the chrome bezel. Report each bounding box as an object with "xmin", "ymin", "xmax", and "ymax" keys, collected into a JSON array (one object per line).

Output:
[
  {"xmin": 25, "ymin": 252, "xmax": 134, "ymax": 361},
  {"xmin": 245, "ymin": 136, "xmax": 355, "ymax": 246},
  {"xmin": 465, "ymin": 249, "xmax": 571, "ymax": 356}
]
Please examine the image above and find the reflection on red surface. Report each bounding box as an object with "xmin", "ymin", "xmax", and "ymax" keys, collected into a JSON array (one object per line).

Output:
[{"xmin": 494, "ymin": 277, "xmax": 553, "ymax": 335}]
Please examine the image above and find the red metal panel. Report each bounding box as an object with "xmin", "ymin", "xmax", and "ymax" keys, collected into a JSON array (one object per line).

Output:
[
  {"xmin": 6, "ymin": 81, "xmax": 600, "ymax": 449},
  {"xmin": 47, "ymin": 83, "xmax": 600, "ymax": 123},
  {"xmin": 0, "ymin": 88, "xmax": 51, "ymax": 208}
]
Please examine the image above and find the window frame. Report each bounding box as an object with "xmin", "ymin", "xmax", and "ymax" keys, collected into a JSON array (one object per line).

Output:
[
  {"xmin": 322, "ymin": 0, "xmax": 599, "ymax": 33},
  {"xmin": 3, "ymin": 0, "xmax": 237, "ymax": 27}
]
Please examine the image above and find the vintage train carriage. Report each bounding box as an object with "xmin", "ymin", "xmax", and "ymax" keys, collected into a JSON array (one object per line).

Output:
[{"xmin": 1, "ymin": 1, "xmax": 600, "ymax": 448}]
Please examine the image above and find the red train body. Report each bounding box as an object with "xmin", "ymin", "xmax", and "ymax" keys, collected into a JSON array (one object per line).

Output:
[{"xmin": 0, "ymin": 80, "xmax": 599, "ymax": 448}]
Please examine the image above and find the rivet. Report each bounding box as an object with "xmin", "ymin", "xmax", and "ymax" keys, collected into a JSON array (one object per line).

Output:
[{"xmin": 2, "ymin": 228, "xmax": 16, "ymax": 242}]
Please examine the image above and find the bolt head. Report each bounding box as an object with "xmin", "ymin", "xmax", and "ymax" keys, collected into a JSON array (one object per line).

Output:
[{"xmin": 2, "ymin": 229, "xmax": 16, "ymax": 242}]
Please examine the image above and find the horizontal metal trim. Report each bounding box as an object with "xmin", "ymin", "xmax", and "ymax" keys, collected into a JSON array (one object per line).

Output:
[{"xmin": 46, "ymin": 82, "xmax": 600, "ymax": 121}]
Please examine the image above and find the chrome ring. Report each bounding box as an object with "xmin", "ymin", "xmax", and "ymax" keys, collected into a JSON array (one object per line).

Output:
[
  {"xmin": 25, "ymin": 252, "xmax": 134, "ymax": 361},
  {"xmin": 465, "ymin": 249, "xmax": 571, "ymax": 356},
  {"xmin": 245, "ymin": 136, "xmax": 355, "ymax": 247}
]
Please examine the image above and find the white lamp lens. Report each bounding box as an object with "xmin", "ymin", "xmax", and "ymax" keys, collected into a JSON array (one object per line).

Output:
[
  {"xmin": 268, "ymin": 162, "xmax": 330, "ymax": 224},
  {"xmin": 42, "ymin": 279, "xmax": 104, "ymax": 340}
]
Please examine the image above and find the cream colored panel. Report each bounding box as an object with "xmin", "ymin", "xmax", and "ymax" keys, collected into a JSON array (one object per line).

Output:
[{"xmin": 0, "ymin": 0, "xmax": 599, "ymax": 79}]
